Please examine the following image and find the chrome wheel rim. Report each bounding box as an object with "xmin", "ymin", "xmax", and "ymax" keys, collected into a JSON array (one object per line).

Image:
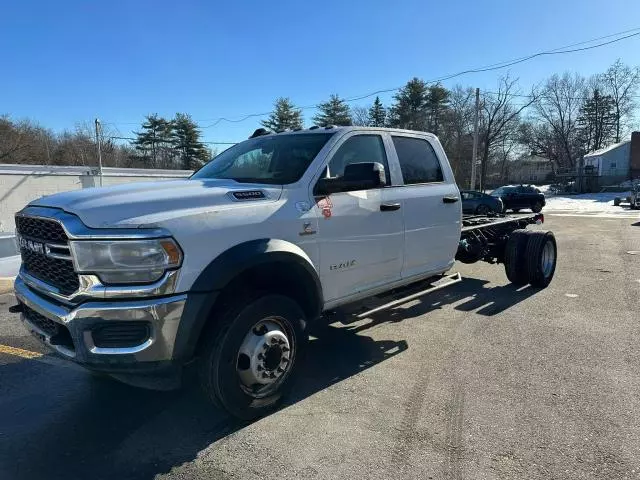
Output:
[
  {"xmin": 541, "ymin": 240, "xmax": 555, "ymax": 278},
  {"xmin": 237, "ymin": 317, "xmax": 294, "ymax": 398}
]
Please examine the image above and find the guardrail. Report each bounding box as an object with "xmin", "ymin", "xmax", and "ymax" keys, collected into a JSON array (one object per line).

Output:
[{"xmin": 0, "ymin": 234, "xmax": 17, "ymax": 258}]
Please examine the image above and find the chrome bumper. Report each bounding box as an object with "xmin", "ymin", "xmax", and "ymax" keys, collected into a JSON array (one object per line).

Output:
[{"xmin": 14, "ymin": 275, "xmax": 187, "ymax": 368}]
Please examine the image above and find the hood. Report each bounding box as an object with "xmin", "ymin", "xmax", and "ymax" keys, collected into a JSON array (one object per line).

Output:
[{"xmin": 30, "ymin": 179, "xmax": 283, "ymax": 228}]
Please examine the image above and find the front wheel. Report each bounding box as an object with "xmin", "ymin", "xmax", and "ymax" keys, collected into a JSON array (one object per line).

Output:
[
  {"xmin": 198, "ymin": 294, "xmax": 306, "ymax": 419},
  {"xmin": 531, "ymin": 201, "xmax": 543, "ymax": 213}
]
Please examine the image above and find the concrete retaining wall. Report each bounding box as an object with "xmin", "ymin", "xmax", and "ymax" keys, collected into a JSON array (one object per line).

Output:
[{"xmin": 0, "ymin": 164, "xmax": 192, "ymax": 232}]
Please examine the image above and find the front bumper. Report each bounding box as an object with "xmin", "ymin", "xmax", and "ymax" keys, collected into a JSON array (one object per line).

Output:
[{"xmin": 14, "ymin": 275, "xmax": 187, "ymax": 372}]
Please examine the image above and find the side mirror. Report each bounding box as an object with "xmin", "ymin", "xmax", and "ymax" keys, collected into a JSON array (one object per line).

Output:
[{"xmin": 315, "ymin": 162, "xmax": 386, "ymax": 195}]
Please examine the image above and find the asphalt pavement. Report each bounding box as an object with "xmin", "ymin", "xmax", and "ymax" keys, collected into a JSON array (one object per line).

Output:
[{"xmin": 0, "ymin": 215, "xmax": 639, "ymax": 480}]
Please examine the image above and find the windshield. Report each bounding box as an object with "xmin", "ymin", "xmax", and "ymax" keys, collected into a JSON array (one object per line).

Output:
[
  {"xmin": 492, "ymin": 186, "xmax": 515, "ymax": 196},
  {"xmin": 192, "ymin": 133, "xmax": 334, "ymax": 184}
]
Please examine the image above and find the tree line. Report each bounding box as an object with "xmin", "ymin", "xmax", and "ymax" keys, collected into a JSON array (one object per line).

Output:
[
  {"xmin": 259, "ymin": 59, "xmax": 640, "ymax": 187},
  {"xmin": 0, "ymin": 112, "xmax": 212, "ymax": 171},
  {"xmin": 1, "ymin": 59, "xmax": 638, "ymax": 186}
]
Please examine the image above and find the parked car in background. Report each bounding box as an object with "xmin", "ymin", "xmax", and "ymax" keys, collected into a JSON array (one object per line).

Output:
[
  {"xmin": 614, "ymin": 184, "xmax": 640, "ymax": 209},
  {"xmin": 461, "ymin": 190, "xmax": 503, "ymax": 215},
  {"xmin": 491, "ymin": 185, "xmax": 545, "ymax": 213}
]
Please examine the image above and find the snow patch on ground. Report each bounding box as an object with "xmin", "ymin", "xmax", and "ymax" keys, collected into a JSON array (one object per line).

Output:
[{"xmin": 545, "ymin": 192, "xmax": 639, "ymax": 218}]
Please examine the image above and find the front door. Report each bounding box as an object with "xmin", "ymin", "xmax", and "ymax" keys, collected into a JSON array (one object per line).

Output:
[{"xmin": 313, "ymin": 133, "xmax": 404, "ymax": 304}]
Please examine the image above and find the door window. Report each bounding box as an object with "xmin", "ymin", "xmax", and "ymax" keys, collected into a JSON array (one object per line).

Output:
[
  {"xmin": 391, "ymin": 136, "xmax": 443, "ymax": 185},
  {"xmin": 323, "ymin": 135, "xmax": 390, "ymax": 191}
]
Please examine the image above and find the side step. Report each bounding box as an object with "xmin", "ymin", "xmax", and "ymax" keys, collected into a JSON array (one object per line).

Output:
[
  {"xmin": 327, "ymin": 272, "xmax": 463, "ymax": 325},
  {"xmin": 355, "ymin": 272, "xmax": 462, "ymax": 319}
]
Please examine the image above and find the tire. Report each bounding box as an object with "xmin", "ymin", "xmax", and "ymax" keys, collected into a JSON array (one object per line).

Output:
[
  {"xmin": 198, "ymin": 294, "xmax": 307, "ymax": 420},
  {"xmin": 504, "ymin": 229, "xmax": 531, "ymax": 285},
  {"xmin": 531, "ymin": 201, "xmax": 543, "ymax": 213},
  {"xmin": 476, "ymin": 204, "xmax": 491, "ymax": 215},
  {"xmin": 524, "ymin": 231, "xmax": 557, "ymax": 288},
  {"xmin": 614, "ymin": 197, "xmax": 621, "ymax": 206}
]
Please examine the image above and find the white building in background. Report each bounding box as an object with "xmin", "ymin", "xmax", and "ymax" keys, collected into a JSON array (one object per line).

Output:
[
  {"xmin": 508, "ymin": 155, "xmax": 553, "ymax": 184},
  {"xmin": 583, "ymin": 140, "xmax": 631, "ymax": 177}
]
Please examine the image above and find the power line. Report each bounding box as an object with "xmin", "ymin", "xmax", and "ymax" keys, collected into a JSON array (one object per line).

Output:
[
  {"xmin": 107, "ymin": 135, "xmax": 238, "ymax": 145},
  {"xmin": 482, "ymin": 90, "xmax": 640, "ymax": 101},
  {"xmin": 102, "ymin": 27, "xmax": 640, "ymax": 129}
]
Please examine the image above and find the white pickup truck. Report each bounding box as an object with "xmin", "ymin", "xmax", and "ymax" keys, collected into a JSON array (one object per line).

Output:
[{"xmin": 12, "ymin": 126, "xmax": 557, "ymax": 418}]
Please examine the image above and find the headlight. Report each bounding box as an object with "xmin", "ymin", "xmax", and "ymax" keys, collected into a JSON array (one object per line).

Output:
[{"xmin": 69, "ymin": 238, "xmax": 182, "ymax": 284}]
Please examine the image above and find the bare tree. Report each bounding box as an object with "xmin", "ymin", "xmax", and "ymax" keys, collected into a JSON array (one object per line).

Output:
[
  {"xmin": 351, "ymin": 105, "xmax": 370, "ymax": 126},
  {"xmin": 440, "ymin": 86, "xmax": 475, "ymax": 184},
  {"xmin": 479, "ymin": 75, "xmax": 537, "ymax": 190},
  {"xmin": 602, "ymin": 59, "xmax": 640, "ymax": 142},
  {"xmin": 0, "ymin": 116, "xmax": 31, "ymax": 162},
  {"xmin": 534, "ymin": 72, "xmax": 586, "ymax": 170}
]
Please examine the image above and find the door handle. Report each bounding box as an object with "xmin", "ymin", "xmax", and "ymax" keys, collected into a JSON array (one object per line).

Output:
[
  {"xmin": 442, "ymin": 196, "xmax": 459, "ymax": 204},
  {"xmin": 380, "ymin": 203, "xmax": 401, "ymax": 211}
]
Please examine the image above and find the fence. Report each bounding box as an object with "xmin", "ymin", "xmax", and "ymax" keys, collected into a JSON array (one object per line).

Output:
[{"xmin": 0, "ymin": 164, "xmax": 192, "ymax": 232}]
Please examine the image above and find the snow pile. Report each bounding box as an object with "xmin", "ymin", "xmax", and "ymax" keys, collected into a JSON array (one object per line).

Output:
[
  {"xmin": 534, "ymin": 184, "xmax": 553, "ymax": 194},
  {"xmin": 545, "ymin": 192, "xmax": 637, "ymax": 217}
]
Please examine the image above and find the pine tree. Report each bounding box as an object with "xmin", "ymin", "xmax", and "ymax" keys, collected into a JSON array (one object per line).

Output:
[
  {"xmin": 577, "ymin": 88, "xmax": 617, "ymax": 152},
  {"xmin": 171, "ymin": 113, "xmax": 210, "ymax": 170},
  {"xmin": 312, "ymin": 94, "xmax": 352, "ymax": 126},
  {"xmin": 425, "ymin": 85, "xmax": 450, "ymax": 135},
  {"xmin": 388, "ymin": 78, "xmax": 429, "ymax": 130},
  {"xmin": 261, "ymin": 97, "xmax": 303, "ymax": 132},
  {"xmin": 133, "ymin": 114, "xmax": 172, "ymax": 167},
  {"xmin": 368, "ymin": 96, "xmax": 386, "ymax": 127}
]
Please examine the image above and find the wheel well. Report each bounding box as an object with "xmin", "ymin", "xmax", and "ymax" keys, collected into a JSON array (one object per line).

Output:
[
  {"xmin": 221, "ymin": 261, "xmax": 321, "ymax": 320},
  {"xmin": 193, "ymin": 261, "xmax": 321, "ymax": 356}
]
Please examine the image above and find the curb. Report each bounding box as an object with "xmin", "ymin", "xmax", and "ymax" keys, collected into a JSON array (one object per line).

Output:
[{"xmin": 0, "ymin": 277, "xmax": 15, "ymax": 295}]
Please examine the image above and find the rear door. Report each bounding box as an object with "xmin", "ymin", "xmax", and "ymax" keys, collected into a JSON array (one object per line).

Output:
[
  {"xmin": 515, "ymin": 186, "xmax": 532, "ymax": 208},
  {"xmin": 388, "ymin": 134, "xmax": 461, "ymax": 279},
  {"xmin": 312, "ymin": 132, "xmax": 405, "ymax": 304}
]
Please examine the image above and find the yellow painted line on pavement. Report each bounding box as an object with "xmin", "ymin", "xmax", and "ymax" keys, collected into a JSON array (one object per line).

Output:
[
  {"xmin": 0, "ymin": 343, "xmax": 43, "ymax": 359},
  {"xmin": 0, "ymin": 276, "xmax": 15, "ymax": 294},
  {"xmin": 0, "ymin": 343, "xmax": 84, "ymax": 371}
]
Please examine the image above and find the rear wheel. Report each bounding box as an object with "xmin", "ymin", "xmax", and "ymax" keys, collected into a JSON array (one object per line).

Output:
[
  {"xmin": 614, "ymin": 197, "xmax": 621, "ymax": 206},
  {"xmin": 476, "ymin": 204, "xmax": 491, "ymax": 215},
  {"xmin": 504, "ymin": 230, "xmax": 531, "ymax": 285},
  {"xmin": 524, "ymin": 231, "xmax": 557, "ymax": 288},
  {"xmin": 531, "ymin": 201, "xmax": 543, "ymax": 213},
  {"xmin": 198, "ymin": 294, "xmax": 306, "ymax": 419}
]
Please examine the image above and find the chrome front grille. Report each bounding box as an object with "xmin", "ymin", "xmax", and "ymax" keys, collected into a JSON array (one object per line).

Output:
[{"xmin": 16, "ymin": 215, "xmax": 80, "ymax": 296}]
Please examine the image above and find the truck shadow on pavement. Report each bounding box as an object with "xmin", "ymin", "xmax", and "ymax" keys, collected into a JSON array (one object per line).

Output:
[
  {"xmin": 348, "ymin": 277, "xmax": 539, "ymax": 333},
  {"xmin": 0, "ymin": 318, "xmax": 407, "ymax": 480}
]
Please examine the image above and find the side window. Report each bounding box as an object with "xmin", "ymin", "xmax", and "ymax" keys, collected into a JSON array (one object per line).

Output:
[
  {"xmin": 325, "ymin": 134, "xmax": 390, "ymax": 188},
  {"xmin": 461, "ymin": 192, "xmax": 471, "ymax": 200},
  {"xmin": 391, "ymin": 136, "xmax": 443, "ymax": 185}
]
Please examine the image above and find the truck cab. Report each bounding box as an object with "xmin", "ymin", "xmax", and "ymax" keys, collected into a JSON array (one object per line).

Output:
[{"xmin": 13, "ymin": 127, "xmax": 464, "ymax": 418}]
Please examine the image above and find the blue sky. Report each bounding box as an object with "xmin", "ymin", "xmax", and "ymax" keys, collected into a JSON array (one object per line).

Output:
[{"xmin": 2, "ymin": 0, "xmax": 640, "ymax": 147}]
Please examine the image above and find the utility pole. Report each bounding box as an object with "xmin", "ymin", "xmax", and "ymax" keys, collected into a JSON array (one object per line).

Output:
[
  {"xmin": 470, "ymin": 87, "xmax": 480, "ymax": 190},
  {"xmin": 95, "ymin": 118, "xmax": 103, "ymax": 186}
]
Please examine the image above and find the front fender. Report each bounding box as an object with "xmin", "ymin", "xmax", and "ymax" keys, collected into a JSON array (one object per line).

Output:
[
  {"xmin": 172, "ymin": 239, "xmax": 322, "ymax": 361},
  {"xmin": 189, "ymin": 238, "xmax": 319, "ymax": 293}
]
